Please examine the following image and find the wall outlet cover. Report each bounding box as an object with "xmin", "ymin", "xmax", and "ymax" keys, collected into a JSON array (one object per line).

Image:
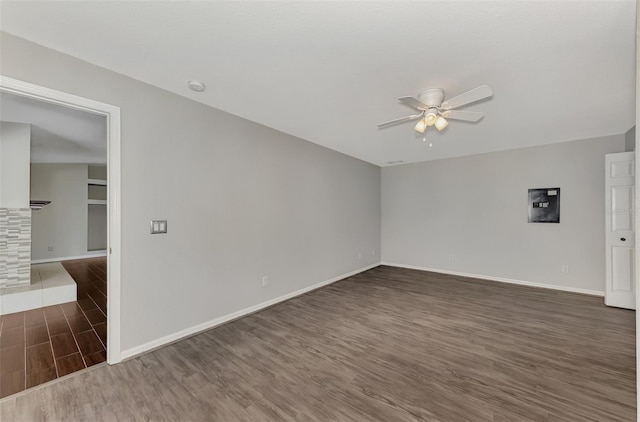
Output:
[{"xmin": 150, "ymin": 220, "xmax": 168, "ymax": 234}]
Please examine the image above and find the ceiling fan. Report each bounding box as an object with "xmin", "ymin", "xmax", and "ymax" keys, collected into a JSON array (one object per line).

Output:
[{"xmin": 378, "ymin": 85, "xmax": 493, "ymax": 134}]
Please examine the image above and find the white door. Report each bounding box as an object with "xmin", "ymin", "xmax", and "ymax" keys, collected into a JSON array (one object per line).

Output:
[{"xmin": 605, "ymin": 151, "xmax": 635, "ymax": 309}]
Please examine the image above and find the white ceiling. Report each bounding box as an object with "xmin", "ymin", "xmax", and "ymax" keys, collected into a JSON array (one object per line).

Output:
[
  {"xmin": 0, "ymin": 1, "xmax": 636, "ymax": 167},
  {"xmin": 0, "ymin": 92, "xmax": 107, "ymax": 164}
]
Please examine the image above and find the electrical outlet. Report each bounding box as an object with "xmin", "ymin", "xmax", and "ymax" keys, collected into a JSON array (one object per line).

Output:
[
  {"xmin": 561, "ymin": 265, "xmax": 569, "ymax": 274},
  {"xmin": 448, "ymin": 254, "xmax": 454, "ymax": 262},
  {"xmin": 47, "ymin": 245, "xmax": 54, "ymax": 252},
  {"xmin": 262, "ymin": 276, "xmax": 269, "ymax": 287},
  {"xmin": 371, "ymin": 249, "xmax": 376, "ymax": 256},
  {"xmin": 358, "ymin": 252, "xmax": 362, "ymax": 259}
]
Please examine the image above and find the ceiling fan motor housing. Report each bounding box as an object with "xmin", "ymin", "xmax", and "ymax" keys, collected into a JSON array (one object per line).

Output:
[{"xmin": 417, "ymin": 88, "xmax": 445, "ymax": 108}]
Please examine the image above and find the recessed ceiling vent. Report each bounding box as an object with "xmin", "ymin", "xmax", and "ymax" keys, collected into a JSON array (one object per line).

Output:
[{"xmin": 30, "ymin": 200, "xmax": 51, "ymax": 211}]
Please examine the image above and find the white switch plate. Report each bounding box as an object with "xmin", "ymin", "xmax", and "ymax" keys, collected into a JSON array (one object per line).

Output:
[{"xmin": 150, "ymin": 220, "xmax": 168, "ymax": 234}]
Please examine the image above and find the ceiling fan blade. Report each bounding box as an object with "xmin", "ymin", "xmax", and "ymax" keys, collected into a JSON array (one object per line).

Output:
[
  {"xmin": 398, "ymin": 96, "xmax": 429, "ymax": 111},
  {"xmin": 441, "ymin": 110, "xmax": 484, "ymax": 122},
  {"xmin": 441, "ymin": 85, "xmax": 493, "ymax": 110},
  {"xmin": 377, "ymin": 113, "xmax": 423, "ymax": 128}
]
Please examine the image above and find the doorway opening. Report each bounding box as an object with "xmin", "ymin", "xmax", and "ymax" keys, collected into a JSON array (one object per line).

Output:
[{"xmin": 0, "ymin": 76, "xmax": 121, "ymax": 398}]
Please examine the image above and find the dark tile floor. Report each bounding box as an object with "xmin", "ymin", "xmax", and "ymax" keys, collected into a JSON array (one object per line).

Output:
[{"xmin": 0, "ymin": 257, "xmax": 107, "ymax": 398}]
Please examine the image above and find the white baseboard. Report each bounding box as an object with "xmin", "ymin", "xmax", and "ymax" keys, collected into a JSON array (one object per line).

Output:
[
  {"xmin": 31, "ymin": 251, "xmax": 107, "ymax": 264},
  {"xmin": 381, "ymin": 262, "xmax": 604, "ymax": 297},
  {"xmin": 120, "ymin": 262, "xmax": 381, "ymax": 361}
]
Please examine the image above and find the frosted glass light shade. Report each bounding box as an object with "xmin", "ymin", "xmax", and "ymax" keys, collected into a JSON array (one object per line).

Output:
[
  {"xmin": 414, "ymin": 118, "xmax": 427, "ymax": 133},
  {"xmin": 424, "ymin": 111, "xmax": 437, "ymax": 126},
  {"xmin": 435, "ymin": 116, "xmax": 448, "ymax": 131}
]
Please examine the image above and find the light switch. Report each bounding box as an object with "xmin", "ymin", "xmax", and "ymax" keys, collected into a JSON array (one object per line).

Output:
[{"xmin": 150, "ymin": 220, "xmax": 168, "ymax": 234}]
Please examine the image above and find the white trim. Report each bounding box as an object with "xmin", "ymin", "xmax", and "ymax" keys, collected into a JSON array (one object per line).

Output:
[
  {"xmin": 31, "ymin": 251, "xmax": 108, "ymax": 264},
  {"xmin": 635, "ymin": 4, "xmax": 639, "ymax": 415},
  {"xmin": 120, "ymin": 262, "xmax": 380, "ymax": 360},
  {"xmin": 381, "ymin": 262, "xmax": 605, "ymax": 297},
  {"xmin": 88, "ymin": 178, "xmax": 107, "ymax": 186},
  {"xmin": 0, "ymin": 75, "xmax": 123, "ymax": 364},
  {"xmin": 88, "ymin": 199, "xmax": 107, "ymax": 205}
]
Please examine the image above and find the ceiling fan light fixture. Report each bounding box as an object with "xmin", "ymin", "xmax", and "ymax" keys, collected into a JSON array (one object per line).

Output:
[
  {"xmin": 377, "ymin": 84, "xmax": 492, "ymax": 136},
  {"xmin": 435, "ymin": 116, "xmax": 448, "ymax": 131},
  {"xmin": 414, "ymin": 118, "xmax": 427, "ymax": 133}
]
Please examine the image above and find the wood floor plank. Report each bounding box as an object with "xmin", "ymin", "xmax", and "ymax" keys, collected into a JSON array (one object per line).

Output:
[
  {"xmin": 0, "ymin": 370, "xmax": 25, "ymax": 398},
  {"xmin": 25, "ymin": 343, "xmax": 54, "ymax": 374},
  {"xmin": 0, "ymin": 325, "xmax": 24, "ymax": 349},
  {"xmin": 25, "ymin": 324, "xmax": 49, "ymax": 347},
  {"xmin": 26, "ymin": 367, "xmax": 57, "ymax": 389},
  {"xmin": 49, "ymin": 333, "xmax": 79, "ymax": 359},
  {"xmin": 0, "ymin": 344, "xmax": 25, "ymax": 375},
  {"xmin": 55, "ymin": 353, "xmax": 85, "ymax": 377},
  {"xmin": 74, "ymin": 330, "xmax": 104, "ymax": 357},
  {"xmin": 0, "ymin": 266, "xmax": 635, "ymax": 420}
]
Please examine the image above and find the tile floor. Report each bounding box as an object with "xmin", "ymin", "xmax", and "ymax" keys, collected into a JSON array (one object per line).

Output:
[{"xmin": 0, "ymin": 257, "xmax": 107, "ymax": 398}]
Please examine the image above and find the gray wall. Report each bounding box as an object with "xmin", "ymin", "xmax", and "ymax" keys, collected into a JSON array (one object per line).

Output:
[
  {"xmin": 88, "ymin": 165, "xmax": 107, "ymax": 251},
  {"xmin": 0, "ymin": 33, "xmax": 381, "ymax": 351},
  {"xmin": 87, "ymin": 204, "xmax": 107, "ymax": 251},
  {"xmin": 0, "ymin": 122, "xmax": 32, "ymax": 287},
  {"xmin": 625, "ymin": 126, "xmax": 636, "ymax": 151},
  {"xmin": 0, "ymin": 122, "xmax": 30, "ymax": 208},
  {"xmin": 382, "ymin": 135, "xmax": 625, "ymax": 293},
  {"xmin": 30, "ymin": 163, "xmax": 92, "ymax": 261}
]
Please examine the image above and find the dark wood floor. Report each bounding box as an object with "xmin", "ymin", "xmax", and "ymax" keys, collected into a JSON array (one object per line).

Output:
[
  {"xmin": 0, "ymin": 257, "xmax": 107, "ymax": 398},
  {"xmin": 0, "ymin": 266, "xmax": 635, "ymax": 421}
]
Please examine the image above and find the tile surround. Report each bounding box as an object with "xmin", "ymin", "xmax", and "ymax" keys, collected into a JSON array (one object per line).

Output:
[{"xmin": 0, "ymin": 208, "xmax": 31, "ymax": 288}]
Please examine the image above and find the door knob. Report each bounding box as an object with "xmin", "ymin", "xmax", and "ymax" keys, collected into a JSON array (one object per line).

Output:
[{"xmin": 621, "ymin": 237, "xmax": 626, "ymax": 241}]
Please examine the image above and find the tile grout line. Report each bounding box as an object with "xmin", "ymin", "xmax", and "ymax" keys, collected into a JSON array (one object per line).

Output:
[
  {"xmin": 43, "ymin": 309, "xmax": 60, "ymax": 380},
  {"xmin": 63, "ymin": 307, "xmax": 89, "ymax": 370},
  {"xmin": 65, "ymin": 265, "xmax": 107, "ymax": 353},
  {"xmin": 73, "ymin": 300, "xmax": 105, "ymax": 365},
  {"xmin": 22, "ymin": 313, "xmax": 26, "ymax": 393},
  {"xmin": 92, "ymin": 323, "xmax": 106, "ymax": 351},
  {"xmin": 64, "ymin": 260, "xmax": 108, "ymax": 365},
  {"xmin": 85, "ymin": 266, "xmax": 107, "ymax": 299},
  {"xmin": 86, "ymin": 264, "xmax": 108, "ymax": 353}
]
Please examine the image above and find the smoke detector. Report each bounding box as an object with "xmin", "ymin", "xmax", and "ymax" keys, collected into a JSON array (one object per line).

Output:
[{"xmin": 188, "ymin": 80, "xmax": 206, "ymax": 92}]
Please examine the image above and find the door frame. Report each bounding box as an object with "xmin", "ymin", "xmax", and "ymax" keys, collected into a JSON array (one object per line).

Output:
[{"xmin": 0, "ymin": 75, "xmax": 122, "ymax": 364}]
